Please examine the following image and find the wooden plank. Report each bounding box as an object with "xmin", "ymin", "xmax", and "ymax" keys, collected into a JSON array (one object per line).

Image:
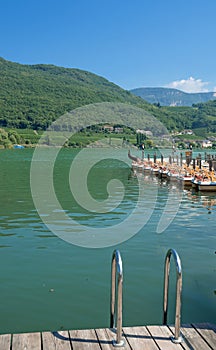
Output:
[
  {"xmin": 42, "ymin": 331, "xmax": 71, "ymax": 350},
  {"xmin": 123, "ymin": 326, "xmax": 158, "ymax": 350},
  {"xmin": 192, "ymin": 323, "xmax": 216, "ymax": 349},
  {"xmin": 96, "ymin": 328, "xmax": 130, "ymax": 350},
  {"xmin": 12, "ymin": 332, "xmax": 41, "ymax": 350},
  {"xmin": 69, "ymin": 329, "xmax": 100, "ymax": 350},
  {"xmin": 0, "ymin": 334, "xmax": 11, "ymax": 350},
  {"xmin": 180, "ymin": 324, "xmax": 213, "ymax": 350},
  {"xmin": 168, "ymin": 326, "xmax": 194, "ymax": 350},
  {"xmin": 1, "ymin": 323, "xmax": 215, "ymax": 350},
  {"xmin": 147, "ymin": 325, "xmax": 184, "ymax": 350}
]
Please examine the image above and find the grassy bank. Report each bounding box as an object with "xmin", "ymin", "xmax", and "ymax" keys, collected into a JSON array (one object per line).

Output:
[{"xmin": 0, "ymin": 127, "xmax": 137, "ymax": 148}]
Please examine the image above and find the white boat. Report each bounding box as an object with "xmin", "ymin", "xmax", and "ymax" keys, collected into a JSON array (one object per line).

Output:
[
  {"xmin": 191, "ymin": 177, "xmax": 199, "ymax": 190},
  {"xmin": 135, "ymin": 162, "xmax": 144, "ymax": 171},
  {"xmin": 128, "ymin": 151, "xmax": 144, "ymax": 171},
  {"xmin": 158, "ymin": 167, "xmax": 169, "ymax": 178},
  {"xmin": 167, "ymin": 169, "xmax": 179, "ymax": 181},
  {"xmin": 151, "ymin": 165, "xmax": 160, "ymax": 175},
  {"xmin": 143, "ymin": 163, "xmax": 152, "ymax": 173},
  {"xmin": 198, "ymin": 180, "xmax": 216, "ymax": 191},
  {"xmin": 177, "ymin": 173, "xmax": 194, "ymax": 186}
]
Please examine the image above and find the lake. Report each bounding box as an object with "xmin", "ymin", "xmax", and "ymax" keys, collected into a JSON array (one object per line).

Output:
[{"xmin": 0, "ymin": 147, "xmax": 215, "ymax": 334}]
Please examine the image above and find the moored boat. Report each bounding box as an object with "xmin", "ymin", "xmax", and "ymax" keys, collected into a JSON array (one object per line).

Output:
[
  {"xmin": 136, "ymin": 162, "xmax": 144, "ymax": 171},
  {"xmin": 151, "ymin": 164, "xmax": 160, "ymax": 175},
  {"xmin": 167, "ymin": 168, "xmax": 179, "ymax": 181},
  {"xmin": 128, "ymin": 150, "xmax": 216, "ymax": 193},
  {"xmin": 198, "ymin": 180, "xmax": 216, "ymax": 191},
  {"xmin": 191, "ymin": 177, "xmax": 199, "ymax": 190},
  {"xmin": 143, "ymin": 163, "xmax": 152, "ymax": 173},
  {"xmin": 158, "ymin": 166, "xmax": 169, "ymax": 179},
  {"xmin": 177, "ymin": 172, "xmax": 194, "ymax": 186}
]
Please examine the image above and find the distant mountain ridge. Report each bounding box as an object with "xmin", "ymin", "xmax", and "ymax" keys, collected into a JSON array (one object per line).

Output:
[{"xmin": 130, "ymin": 87, "xmax": 216, "ymax": 106}]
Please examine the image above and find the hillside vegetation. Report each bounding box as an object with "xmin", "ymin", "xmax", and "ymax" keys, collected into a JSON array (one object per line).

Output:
[
  {"xmin": 0, "ymin": 57, "xmax": 216, "ymax": 144},
  {"xmin": 0, "ymin": 57, "xmax": 151, "ymax": 130}
]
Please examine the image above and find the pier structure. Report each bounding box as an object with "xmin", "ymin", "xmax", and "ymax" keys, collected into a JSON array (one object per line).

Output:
[
  {"xmin": 0, "ymin": 249, "xmax": 215, "ymax": 349},
  {"xmin": 128, "ymin": 149, "xmax": 216, "ymax": 190},
  {"xmin": 0, "ymin": 323, "xmax": 216, "ymax": 350}
]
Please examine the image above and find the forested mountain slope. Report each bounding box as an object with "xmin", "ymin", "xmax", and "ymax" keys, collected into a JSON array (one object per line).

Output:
[
  {"xmin": 0, "ymin": 57, "xmax": 150, "ymax": 129},
  {"xmin": 0, "ymin": 57, "xmax": 216, "ymax": 137}
]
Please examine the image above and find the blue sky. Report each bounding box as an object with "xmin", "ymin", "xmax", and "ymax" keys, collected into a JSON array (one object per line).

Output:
[{"xmin": 1, "ymin": 0, "xmax": 216, "ymax": 92}]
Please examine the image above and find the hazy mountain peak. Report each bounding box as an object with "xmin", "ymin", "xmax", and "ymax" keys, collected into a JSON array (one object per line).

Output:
[{"xmin": 130, "ymin": 87, "xmax": 216, "ymax": 106}]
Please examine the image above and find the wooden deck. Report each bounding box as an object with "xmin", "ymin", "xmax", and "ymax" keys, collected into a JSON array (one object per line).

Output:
[{"xmin": 0, "ymin": 323, "xmax": 215, "ymax": 350}]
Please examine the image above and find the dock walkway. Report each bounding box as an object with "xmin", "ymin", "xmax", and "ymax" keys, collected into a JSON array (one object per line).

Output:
[{"xmin": 0, "ymin": 323, "xmax": 215, "ymax": 350}]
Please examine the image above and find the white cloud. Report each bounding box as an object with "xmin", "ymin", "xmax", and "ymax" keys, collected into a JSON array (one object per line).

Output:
[{"xmin": 166, "ymin": 77, "xmax": 210, "ymax": 93}]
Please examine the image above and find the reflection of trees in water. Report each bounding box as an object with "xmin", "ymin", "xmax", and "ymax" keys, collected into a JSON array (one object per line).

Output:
[
  {"xmin": 202, "ymin": 197, "xmax": 216, "ymax": 213},
  {"xmin": 130, "ymin": 171, "xmax": 216, "ymax": 298},
  {"xmin": 185, "ymin": 189, "xmax": 216, "ymax": 298},
  {"xmin": 186, "ymin": 189, "xmax": 216, "ymax": 213},
  {"xmin": 214, "ymin": 252, "xmax": 216, "ymax": 298},
  {"xmin": 131, "ymin": 169, "xmax": 216, "ymax": 214}
]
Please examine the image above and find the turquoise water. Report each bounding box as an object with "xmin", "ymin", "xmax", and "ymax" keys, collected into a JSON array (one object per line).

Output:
[{"xmin": 0, "ymin": 148, "xmax": 215, "ymax": 334}]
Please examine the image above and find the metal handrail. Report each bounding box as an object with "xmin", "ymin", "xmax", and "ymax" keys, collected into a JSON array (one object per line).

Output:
[
  {"xmin": 110, "ymin": 250, "xmax": 124, "ymax": 347},
  {"xmin": 163, "ymin": 248, "xmax": 183, "ymax": 343}
]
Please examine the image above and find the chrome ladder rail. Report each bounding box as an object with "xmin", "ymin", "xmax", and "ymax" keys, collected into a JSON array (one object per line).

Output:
[
  {"xmin": 110, "ymin": 250, "xmax": 124, "ymax": 347},
  {"xmin": 163, "ymin": 248, "xmax": 183, "ymax": 343}
]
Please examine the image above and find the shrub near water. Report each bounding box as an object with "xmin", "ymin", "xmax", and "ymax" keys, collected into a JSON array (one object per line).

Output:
[{"xmin": 0, "ymin": 128, "xmax": 22, "ymax": 148}]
